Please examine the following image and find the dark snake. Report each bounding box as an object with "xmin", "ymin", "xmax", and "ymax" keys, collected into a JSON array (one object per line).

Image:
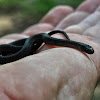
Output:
[{"xmin": 0, "ymin": 30, "xmax": 94, "ymax": 64}]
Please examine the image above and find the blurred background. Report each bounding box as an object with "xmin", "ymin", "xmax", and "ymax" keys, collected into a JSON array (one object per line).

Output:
[
  {"xmin": 0, "ymin": 0, "xmax": 83, "ymax": 36},
  {"xmin": 0, "ymin": 0, "xmax": 99, "ymax": 99}
]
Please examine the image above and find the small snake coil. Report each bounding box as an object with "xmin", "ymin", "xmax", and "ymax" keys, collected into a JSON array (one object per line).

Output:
[{"xmin": 0, "ymin": 30, "xmax": 94, "ymax": 64}]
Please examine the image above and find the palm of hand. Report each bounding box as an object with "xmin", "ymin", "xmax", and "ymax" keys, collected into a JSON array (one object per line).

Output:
[{"xmin": 0, "ymin": 0, "xmax": 100, "ymax": 100}]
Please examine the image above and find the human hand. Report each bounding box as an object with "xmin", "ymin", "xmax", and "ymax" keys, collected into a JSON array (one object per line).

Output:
[{"xmin": 0, "ymin": 0, "xmax": 100, "ymax": 100}]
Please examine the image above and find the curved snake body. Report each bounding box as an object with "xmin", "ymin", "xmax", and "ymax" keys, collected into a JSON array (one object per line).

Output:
[{"xmin": 0, "ymin": 30, "xmax": 94, "ymax": 64}]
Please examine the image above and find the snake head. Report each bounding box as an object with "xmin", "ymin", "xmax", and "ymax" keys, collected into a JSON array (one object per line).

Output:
[{"xmin": 81, "ymin": 44, "xmax": 94, "ymax": 54}]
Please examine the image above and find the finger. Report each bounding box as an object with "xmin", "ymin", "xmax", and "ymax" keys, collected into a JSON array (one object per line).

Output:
[
  {"xmin": 77, "ymin": 0, "xmax": 100, "ymax": 13},
  {"xmin": 83, "ymin": 21, "xmax": 100, "ymax": 45},
  {"xmin": 1, "ymin": 34, "xmax": 28, "ymax": 40},
  {"xmin": 55, "ymin": 0, "xmax": 97, "ymax": 30},
  {"xmin": 40, "ymin": 6, "xmax": 73, "ymax": 26},
  {"xmin": 95, "ymin": 6, "xmax": 100, "ymax": 11},
  {"xmin": 0, "ymin": 39, "xmax": 14, "ymax": 44},
  {"xmin": 55, "ymin": 11, "xmax": 89, "ymax": 30},
  {"xmin": 0, "ymin": 93, "xmax": 11, "ymax": 100},
  {"xmin": 64, "ymin": 8, "xmax": 100, "ymax": 34},
  {"xmin": 23, "ymin": 23, "xmax": 53, "ymax": 36},
  {"xmin": 55, "ymin": 0, "xmax": 100, "ymax": 31}
]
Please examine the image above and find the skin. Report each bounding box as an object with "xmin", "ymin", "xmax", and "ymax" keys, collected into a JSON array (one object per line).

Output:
[
  {"xmin": 40, "ymin": 6, "xmax": 74, "ymax": 26},
  {"xmin": 64, "ymin": 6, "xmax": 100, "ymax": 34},
  {"xmin": 23, "ymin": 23, "xmax": 54, "ymax": 36},
  {"xmin": 0, "ymin": 0, "xmax": 100, "ymax": 100},
  {"xmin": 55, "ymin": 11, "xmax": 89, "ymax": 30}
]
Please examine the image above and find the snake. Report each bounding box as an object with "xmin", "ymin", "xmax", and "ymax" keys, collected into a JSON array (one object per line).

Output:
[{"xmin": 0, "ymin": 30, "xmax": 94, "ymax": 64}]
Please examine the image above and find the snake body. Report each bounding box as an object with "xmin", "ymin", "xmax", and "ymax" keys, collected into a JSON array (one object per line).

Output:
[{"xmin": 0, "ymin": 30, "xmax": 94, "ymax": 64}]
